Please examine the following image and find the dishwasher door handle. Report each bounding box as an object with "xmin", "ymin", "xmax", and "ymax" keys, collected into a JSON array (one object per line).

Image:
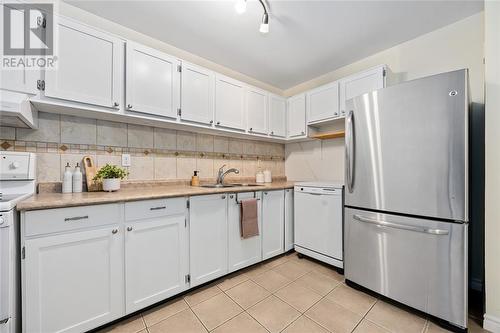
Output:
[{"xmin": 353, "ymin": 214, "xmax": 449, "ymax": 235}]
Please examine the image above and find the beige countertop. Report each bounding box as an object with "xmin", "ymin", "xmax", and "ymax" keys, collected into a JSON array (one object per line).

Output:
[{"xmin": 17, "ymin": 181, "xmax": 295, "ymax": 211}]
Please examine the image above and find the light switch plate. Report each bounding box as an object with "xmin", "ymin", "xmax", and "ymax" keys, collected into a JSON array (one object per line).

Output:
[{"xmin": 121, "ymin": 154, "xmax": 131, "ymax": 167}]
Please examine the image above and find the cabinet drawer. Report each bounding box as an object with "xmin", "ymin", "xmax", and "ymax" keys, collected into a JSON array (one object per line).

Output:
[
  {"xmin": 125, "ymin": 197, "xmax": 186, "ymax": 221},
  {"xmin": 24, "ymin": 204, "xmax": 121, "ymax": 237}
]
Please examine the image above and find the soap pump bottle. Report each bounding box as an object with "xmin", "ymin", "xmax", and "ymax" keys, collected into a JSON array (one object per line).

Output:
[
  {"xmin": 62, "ymin": 163, "xmax": 73, "ymax": 193},
  {"xmin": 72, "ymin": 163, "xmax": 83, "ymax": 193},
  {"xmin": 191, "ymin": 170, "xmax": 200, "ymax": 186}
]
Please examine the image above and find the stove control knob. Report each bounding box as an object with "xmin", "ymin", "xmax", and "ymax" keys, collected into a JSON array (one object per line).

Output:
[
  {"xmin": 10, "ymin": 161, "xmax": 20, "ymax": 169},
  {"xmin": 0, "ymin": 216, "xmax": 4, "ymax": 225}
]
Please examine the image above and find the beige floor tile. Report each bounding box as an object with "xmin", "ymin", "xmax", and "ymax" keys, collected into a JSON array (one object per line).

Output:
[
  {"xmin": 216, "ymin": 272, "xmax": 249, "ymax": 291},
  {"xmin": 142, "ymin": 298, "xmax": 189, "ymax": 327},
  {"xmin": 225, "ymin": 280, "xmax": 271, "ymax": 309},
  {"xmin": 293, "ymin": 257, "xmax": 322, "ymax": 271},
  {"xmin": 326, "ymin": 284, "xmax": 377, "ymax": 315},
  {"xmin": 425, "ymin": 321, "xmax": 453, "ymax": 333},
  {"xmin": 313, "ymin": 263, "xmax": 345, "ymax": 282},
  {"xmin": 184, "ymin": 284, "xmax": 222, "ymax": 307},
  {"xmin": 247, "ymin": 295, "xmax": 301, "ymax": 333},
  {"xmin": 148, "ymin": 309, "xmax": 207, "ymax": 333},
  {"xmin": 252, "ymin": 269, "xmax": 292, "ymax": 292},
  {"xmin": 243, "ymin": 264, "xmax": 272, "ymax": 279},
  {"xmin": 305, "ymin": 298, "xmax": 362, "ymax": 333},
  {"xmin": 261, "ymin": 255, "xmax": 290, "ymax": 269},
  {"xmin": 272, "ymin": 261, "xmax": 310, "ymax": 281},
  {"xmin": 366, "ymin": 301, "xmax": 426, "ymax": 333},
  {"xmin": 98, "ymin": 315, "xmax": 145, "ymax": 333},
  {"xmin": 354, "ymin": 319, "xmax": 391, "ymax": 333},
  {"xmin": 191, "ymin": 293, "xmax": 242, "ymax": 330},
  {"xmin": 468, "ymin": 318, "xmax": 489, "ymax": 333},
  {"xmin": 295, "ymin": 270, "xmax": 341, "ymax": 296},
  {"xmin": 282, "ymin": 316, "xmax": 330, "ymax": 333},
  {"xmin": 275, "ymin": 281, "xmax": 323, "ymax": 312},
  {"xmin": 212, "ymin": 312, "xmax": 268, "ymax": 333}
]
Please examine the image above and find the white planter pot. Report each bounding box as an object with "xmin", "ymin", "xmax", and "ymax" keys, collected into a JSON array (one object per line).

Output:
[{"xmin": 102, "ymin": 178, "xmax": 121, "ymax": 192}]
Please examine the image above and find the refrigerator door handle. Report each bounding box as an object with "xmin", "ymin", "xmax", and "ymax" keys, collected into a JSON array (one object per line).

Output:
[
  {"xmin": 353, "ymin": 214, "xmax": 449, "ymax": 235},
  {"xmin": 346, "ymin": 110, "xmax": 355, "ymax": 192}
]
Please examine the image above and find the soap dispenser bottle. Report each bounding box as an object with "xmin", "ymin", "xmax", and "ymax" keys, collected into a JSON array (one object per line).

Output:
[
  {"xmin": 191, "ymin": 170, "xmax": 200, "ymax": 186},
  {"xmin": 62, "ymin": 163, "xmax": 73, "ymax": 193},
  {"xmin": 72, "ymin": 163, "xmax": 83, "ymax": 193}
]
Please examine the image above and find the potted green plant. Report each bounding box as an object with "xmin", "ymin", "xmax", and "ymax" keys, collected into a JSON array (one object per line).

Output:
[{"xmin": 93, "ymin": 164, "xmax": 128, "ymax": 192}]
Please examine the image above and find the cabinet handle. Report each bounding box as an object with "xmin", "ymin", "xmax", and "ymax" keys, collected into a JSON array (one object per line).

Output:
[
  {"xmin": 127, "ymin": 226, "xmax": 133, "ymax": 232},
  {"xmin": 209, "ymin": 120, "xmax": 213, "ymax": 124},
  {"xmin": 264, "ymin": 192, "xmax": 268, "ymax": 195},
  {"xmin": 113, "ymin": 102, "xmax": 119, "ymax": 107},
  {"xmin": 112, "ymin": 229, "xmax": 118, "ymax": 234},
  {"xmin": 150, "ymin": 206, "xmax": 166, "ymax": 211},
  {"xmin": 271, "ymin": 131, "xmax": 274, "ymax": 135},
  {"xmin": 301, "ymin": 131, "xmax": 305, "ymax": 135},
  {"xmin": 221, "ymin": 195, "xmax": 226, "ymax": 199},
  {"xmin": 217, "ymin": 121, "xmax": 221, "ymax": 125},
  {"xmin": 64, "ymin": 215, "xmax": 88, "ymax": 222},
  {"xmin": 127, "ymin": 104, "xmax": 133, "ymax": 109},
  {"xmin": 249, "ymin": 127, "xmax": 253, "ymax": 131},
  {"xmin": 229, "ymin": 195, "xmax": 234, "ymax": 199}
]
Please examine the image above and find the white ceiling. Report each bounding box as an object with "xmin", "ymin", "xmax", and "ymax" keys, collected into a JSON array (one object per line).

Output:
[{"xmin": 64, "ymin": 0, "xmax": 483, "ymax": 89}]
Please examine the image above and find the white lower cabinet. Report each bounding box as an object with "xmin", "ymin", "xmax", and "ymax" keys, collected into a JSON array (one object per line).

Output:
[
  {"xmin": 228, "ymin": 192, "xmax": 262, "ymax": 272},
  {"xmin": 23, "ymin": 225, "xmax": 124, "ymax": 333},
  {"xmin": 284, "ymin": 189, "xmax": 294, "ymax": 251},
  {"xmin": 262, "ymin": 190, "xmax": 285, "ymax": 260},
  {"xmin": 189, "ymin": 194, "xmax": 228, "ymax": 287},
  {"xmin": 125, "ymin": 215, "xmax": 188, "ymax": 313}
]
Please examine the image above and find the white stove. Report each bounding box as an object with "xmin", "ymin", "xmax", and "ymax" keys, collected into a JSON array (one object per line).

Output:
[{"xmin": 0, "ymin": 152, "xmax": 36, "ymax": 333}]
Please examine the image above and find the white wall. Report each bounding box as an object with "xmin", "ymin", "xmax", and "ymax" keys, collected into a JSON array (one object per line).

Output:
[
  {"xmin": 484, "ymin": 1, "xmax": 500, "ymax": 332},
  {"xmin": 285, "ymin": 12, "xmax": 484, "ymax": 182}
]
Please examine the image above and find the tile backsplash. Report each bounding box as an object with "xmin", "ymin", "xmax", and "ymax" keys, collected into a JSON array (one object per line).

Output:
[{"xmin": 0, "ymin": 112, "xmax": 285, "ymax": 185}]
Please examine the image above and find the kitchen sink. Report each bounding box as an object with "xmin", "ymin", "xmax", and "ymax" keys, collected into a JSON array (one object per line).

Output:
[
  {"xmin": 200, "ymin": 184, "xmax": 237, "ymax": 188},
  {"xmin": 228, "ymin": 183, "xmax": 265, "ymax": 187}
]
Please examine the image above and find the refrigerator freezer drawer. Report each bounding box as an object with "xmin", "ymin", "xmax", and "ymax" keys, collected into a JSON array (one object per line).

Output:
[{"xmin": 344, "ymin": 207, "xmax": 467, "ymax": 328}]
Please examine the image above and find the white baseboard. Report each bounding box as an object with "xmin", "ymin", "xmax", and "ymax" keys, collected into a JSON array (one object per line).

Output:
[{"xmin": 484, "ymin": 314, "xmax": 500, "ymax": 332}]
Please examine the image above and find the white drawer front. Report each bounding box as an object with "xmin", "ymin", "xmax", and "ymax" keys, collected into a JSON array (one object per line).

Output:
[
  {"xmin": 125, "ymin": 197, "xmax": 186, "ymax": 221},
  {"xmin": 24, "ymin": 204, "xmax": 121, "ymax": 237}
]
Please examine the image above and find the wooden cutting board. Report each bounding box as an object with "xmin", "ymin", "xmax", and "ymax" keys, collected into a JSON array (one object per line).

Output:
[{"xmin": 83, "ymin": 156, "xmax": 100, "ymax": 191}]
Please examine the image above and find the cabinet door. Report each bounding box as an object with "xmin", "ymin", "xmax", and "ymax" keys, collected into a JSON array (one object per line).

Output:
[
  {"xmin": 307, "ymin": 81, "xmax": 340, "ymax": 123},
  {"xmin": 189, "ymin": 194, "xmax": 228, "ymax": 287},
  {"xmin": 0, "ymin": 2, "xmax": 38, "ymax": 95},
  {"xmin": 44, "ymin": 17, "xmax": 123, "ymax": 109},
  {"xmin": 287, "ymin": 94, "xmax": 307, "ymax": 138},
  {"xmin": 246, "ymin": 87, "xmax": 268, "ymax": 134},
  {"xmin": 268, "ymin": 95, "xmax": 286, "ymax": 137},
  {"xmin": 126, "ymin": 42, "xmax": 179, "ymax": 118},
  {"xmin": 23, "ymin": 226, "xmax": 124, "ymax": 333},
  {"xmin": 180, "ymin": 62, "xmax": 214, "ymax": 125},
  {"xmin": 262, "ymin": 190, "xmax": 285, "ymax": 260},
  {"xmin": 339, "ymin": 66, "xmax": 385, "ymax": 116},
  {"xmin": 228, "ymin": 192, "xmax": 262, "ymax": 272},
  {"xmin": 284, "ymin": 189, "xmax": 294, "ymax": 251},
  {"xmin": 215, "ymin": 75, "xmax": 245, "ymax": 130},
  {"xmin": 125, "ymin": 215, "xmax": 187, "ymax": 313}
]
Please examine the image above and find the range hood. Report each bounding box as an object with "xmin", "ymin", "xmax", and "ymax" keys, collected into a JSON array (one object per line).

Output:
[{"xmin": 0, "ymin": 90, "xmax": 38, "ymax": 128}]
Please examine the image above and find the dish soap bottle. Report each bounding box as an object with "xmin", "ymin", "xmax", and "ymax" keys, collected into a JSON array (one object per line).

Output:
[
  {"xmin": 191, "ymin": 170, "xmax": 200, "ymax": 186},
  {"xmin": 72, "ymin": 163, "xmax": 83, "ymax": 193},
  {"xmin": 62, "ymin": 163, "xmax": 73, "ymax": 193}
]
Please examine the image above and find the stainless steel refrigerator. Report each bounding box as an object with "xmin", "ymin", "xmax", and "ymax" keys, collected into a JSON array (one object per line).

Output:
[{"xmin": 344, "ymin": 69, "xmax": 468, "ymax": 330}]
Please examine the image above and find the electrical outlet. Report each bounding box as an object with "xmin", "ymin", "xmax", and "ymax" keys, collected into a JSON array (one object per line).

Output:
[{"xmin": 121, "ymin": 154, "xmax": 131, "ymax": 167}]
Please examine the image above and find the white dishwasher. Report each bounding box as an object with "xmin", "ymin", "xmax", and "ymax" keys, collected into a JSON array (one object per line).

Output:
[{"xmin": 294, "ymin": 182, "xmax": 344, "ymax": 269}]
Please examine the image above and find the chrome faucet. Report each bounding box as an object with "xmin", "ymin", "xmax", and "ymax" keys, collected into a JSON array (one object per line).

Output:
[{"xmin": 216, "ymin": 164, "xmax": 239, "ymax": 185}]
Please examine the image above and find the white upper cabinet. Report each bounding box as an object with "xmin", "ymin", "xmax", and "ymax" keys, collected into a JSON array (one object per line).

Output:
[
  {"xmin": 268, "ymin": 94, "xmax": 286, "ymax": 137},
  {"xmin": 339, "ymin": 65, "xmax": 386, "ymax": 116},
  {"xmin": 0, "ymin": 2, "xmax": 38, "ymax": 95},
  {"xmin": 307, "ymin": 80, "xmax": 340, "ymax": 124},
  {"xmin": 189, "ymin": 194, "xmax": 228, "ymax": 287},
  {"xmin": 125, "ymin": 42, "xmax": 180, "ymax": 118},
  {"xmin": 287, "ymin": 94, "xmax": 307, "ymax": 138},
  {"xmin": 215, "ymin": 75, "xmax": 246, "ymax": 131},
  {"xmin": 44, "ymin": 17, "xmax": 123, "ymax": 109},
  {"xmin": 180, "ymin": 62, "xmax": 215, "ymax": 125},
  {"xmin": 246, "ymin": 87, "xmax": 268, "ymax": 135}
]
